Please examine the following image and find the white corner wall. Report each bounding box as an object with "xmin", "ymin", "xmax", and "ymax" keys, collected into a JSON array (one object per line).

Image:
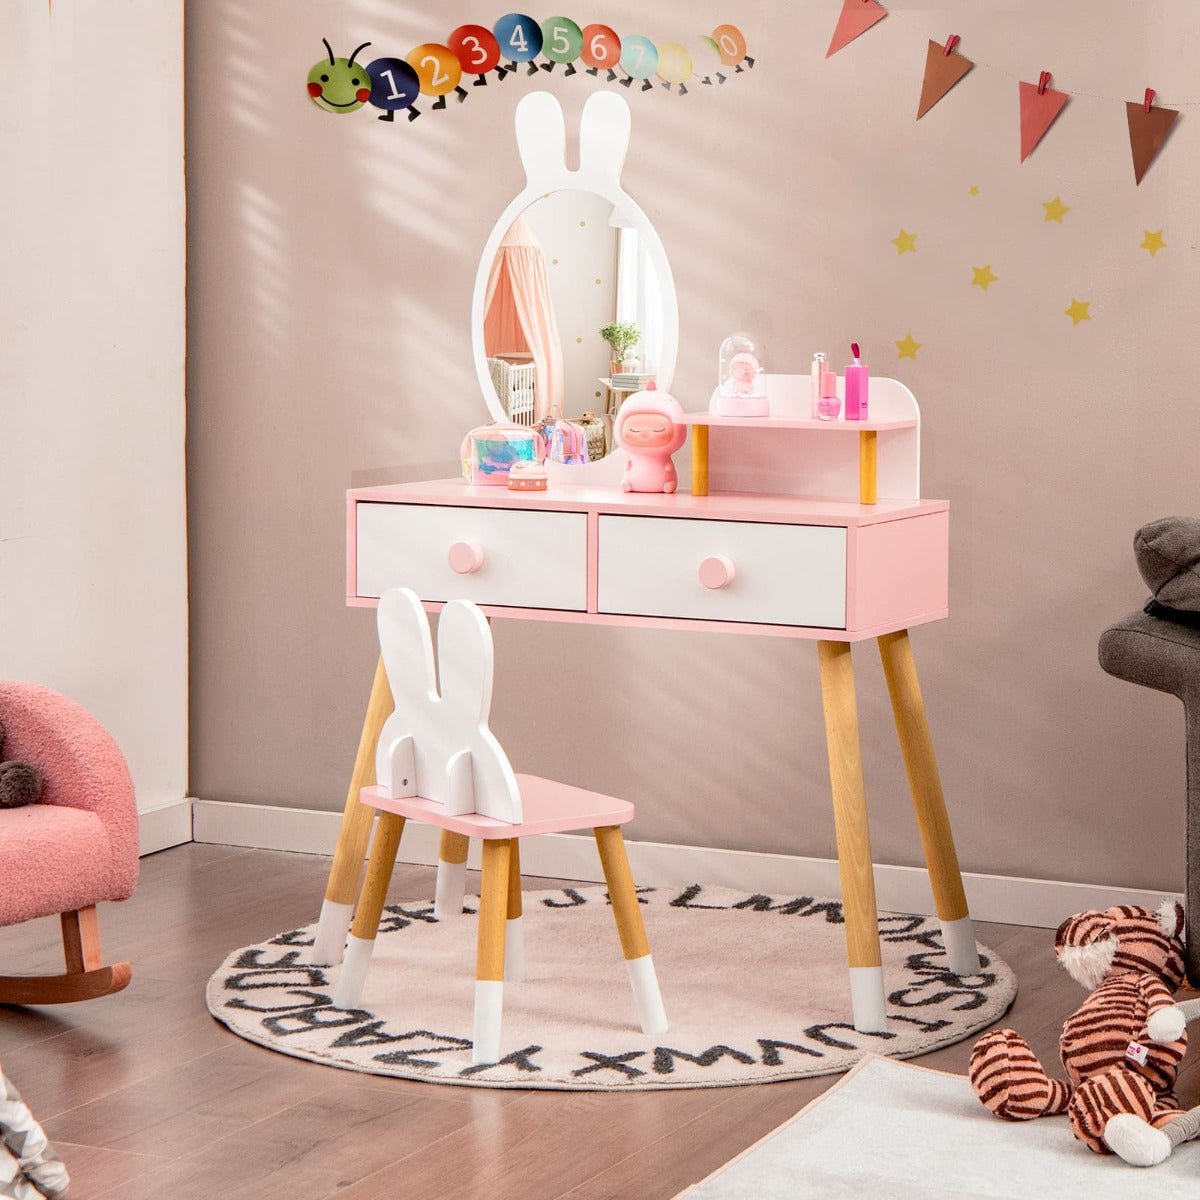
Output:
[{"xmin": 0, "ymin": 2, "xmax": 187, "ymax": 833}]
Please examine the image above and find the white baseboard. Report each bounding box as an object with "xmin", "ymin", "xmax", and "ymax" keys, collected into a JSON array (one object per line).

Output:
[
  {"xmin": 189, "ymin": 799, "xmax": 1182, "ymax": 931},
  {"xmin": 138, "ymin": 798, "xmax": 193, "ymax": 855}
]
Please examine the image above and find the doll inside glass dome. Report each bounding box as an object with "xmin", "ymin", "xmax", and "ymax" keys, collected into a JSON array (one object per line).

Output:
[{"xmin": 710, "ymin": 333, "xmax": 768, "ymax": 417}]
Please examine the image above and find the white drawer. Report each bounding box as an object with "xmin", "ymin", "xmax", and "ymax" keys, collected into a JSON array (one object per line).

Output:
[
  {"xmin": 597, "ymin": 515, "xmax": 846, "ymax": 627},
  {"xmin": 355, "ymin": 503, "xmax": 588, "ymax": 610}
]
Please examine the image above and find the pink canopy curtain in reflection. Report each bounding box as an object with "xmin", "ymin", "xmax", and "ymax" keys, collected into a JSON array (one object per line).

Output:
[{"xmin": 483, "ymin": 215, "xmax": 564, "ymax": 421}]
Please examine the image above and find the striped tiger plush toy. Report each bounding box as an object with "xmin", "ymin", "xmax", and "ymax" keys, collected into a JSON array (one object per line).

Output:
[{"xmin": 969, "ymin": 901, "xmax": 1200, "ymax": 1166}]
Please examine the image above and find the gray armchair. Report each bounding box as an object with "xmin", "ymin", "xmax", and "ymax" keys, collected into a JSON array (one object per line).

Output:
[{"xmin": 1098, "ymin": 517, "xmax": 1200, "ymax": 985}]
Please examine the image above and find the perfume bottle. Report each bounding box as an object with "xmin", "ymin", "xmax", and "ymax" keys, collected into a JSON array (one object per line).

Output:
[
  {"xmin": 817, "ymin": 368, "xmax": 841, "ymax": 420},
  {"xmin": 844, "ymin": 342, "xmax": 869, "ymax": 421},
  {"xmin": 810, "ymin": 352, "xmax": 827, "ymax": 419}
]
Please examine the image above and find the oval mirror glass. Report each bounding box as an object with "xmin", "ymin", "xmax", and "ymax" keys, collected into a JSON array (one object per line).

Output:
[{"xmin": 475, "ymin": 189, "xmax": 672, "ymax": 458}]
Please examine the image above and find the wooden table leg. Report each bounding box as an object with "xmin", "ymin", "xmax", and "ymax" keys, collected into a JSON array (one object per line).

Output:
[
  {"xmin": 877, "ymin": 629, "xmax": 980, "ymax": 976},
  {"xmin": 594, "ymin": 825, "xmax": 668, "ymax": 1035},
  {"xmin": 333, "ymin": 810, "xmax": 406, "ymax": 1010},
  {"xmin": 817, "ymin": 640, "xmax": 887, "ymax": 1032},
  {"xmin": 473, "ymin": 838, "xmax": 512, "ymax": 1065},
  {"xmin": 313, "ymin": 655, "xmax": 395, "ymax": 965}
]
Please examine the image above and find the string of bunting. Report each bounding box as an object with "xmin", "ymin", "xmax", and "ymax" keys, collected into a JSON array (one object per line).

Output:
[{"xmin": 826, "ymin": 0, "xmax": 1181, "ymax": 184}]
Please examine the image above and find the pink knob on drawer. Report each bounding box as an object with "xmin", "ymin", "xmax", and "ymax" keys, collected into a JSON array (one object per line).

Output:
[
  {"xmin": 447, "ymin": 540, "xmax": 484, "ymax": 574},
  {"xmin": 698, "ymin": 554, "xmax": 736, "ymax": 590}
]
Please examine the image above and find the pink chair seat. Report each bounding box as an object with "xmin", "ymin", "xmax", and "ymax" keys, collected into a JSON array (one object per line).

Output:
[
  {"xmin": 359, "ymin": 773, "xmax": 635, "ymax": 838},
  {"xmin": 0, "ymin": 804, "xmax": 129, "ymax": 926}
]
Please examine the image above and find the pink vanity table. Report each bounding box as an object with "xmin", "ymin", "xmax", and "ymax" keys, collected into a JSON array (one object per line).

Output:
[{"xmin": 320, "ymin": 372, "xmax": 982, "ymax": 1034}]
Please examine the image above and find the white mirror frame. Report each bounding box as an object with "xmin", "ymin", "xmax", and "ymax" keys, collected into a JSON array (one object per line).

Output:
[{"xmin": 471, "ymin": 91, "xmax": 679, "ymax": 454}]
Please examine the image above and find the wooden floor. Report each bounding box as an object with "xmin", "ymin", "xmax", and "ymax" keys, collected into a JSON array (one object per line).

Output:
[{"xmin": 1, "ymin": 844, "xmax": 1196, "ymax": 1200}]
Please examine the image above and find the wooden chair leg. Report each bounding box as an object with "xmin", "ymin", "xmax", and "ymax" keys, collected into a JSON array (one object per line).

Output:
[
  {"xmin": 473, "ymin": 839, "xmax": 512, "ymax": 1065},
  {"xmin": 333, "ymin": 811, "xmax": 406, "ymax": 1010},
  {"xmin": 817, "ymin": 640, "xmax": 886, "ymax": 1033},
  {"xmin": 434, "ymin": 830, "xmax": 471, "ymax": 919},
  {"xmin": 504, "ymin": 838, "xmax": 524, "ymax": 982},
  {"xmin": 62, "ymin": 905, "xmax": 103, "ymax": 972},
  {"xmin": 0, "ymin": 906, "xmax": 131, "ymax": 1005},
  {"xmin": 877, "ymin": 629, "xmax": 980, "ymax": 976},
  {"xmin": 594, "ymin": 825, "xmax": 667, "ymax": 1035},
  {"xmin": 313, "ymin": 656, "xmax": 395, "ymax": 965}
]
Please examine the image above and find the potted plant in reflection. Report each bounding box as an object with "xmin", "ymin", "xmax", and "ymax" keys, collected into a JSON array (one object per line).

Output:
[{"xmin": 600, "ymin": 321, "xmax": 641, "ymax": 375}]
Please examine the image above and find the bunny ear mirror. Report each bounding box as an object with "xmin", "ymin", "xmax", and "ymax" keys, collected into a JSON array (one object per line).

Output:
[{"xmin": 471, "ymin": 91, "xmax": 679, "ymax": 471}]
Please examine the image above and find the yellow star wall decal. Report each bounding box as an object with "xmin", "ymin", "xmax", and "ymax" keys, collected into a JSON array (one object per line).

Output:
[
  {"xmin": 891, "ymin": 229, "xmax": 918, "ymax": 255},
  {"xmin": 895, "ymin": 333, "xmax": 922, "ymax": 358},
  {"xmin": 971, "ymin": 265, "xmax": 998, "ymax": 291},
  {"xmin": 968, "ymin": 185, "xmax": 980, "ymax": 196},
  {"xmin": 1042, "ymin": 196, "xmax": 1070, "ymax": 223},
  {"xmin": 1064, "ymin": 298, "xmax": 1091, "ymax": 325},
  {"xmin": 1141, "ymin": 230, "xmax": 1166, "ymax": 256}
]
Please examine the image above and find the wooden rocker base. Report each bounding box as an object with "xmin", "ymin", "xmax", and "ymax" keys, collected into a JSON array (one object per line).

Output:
[
  {"xmin": 0, "ymin": 961, "xmax": 132, "ymax": 1006},
  {"xmin": 0, "ymin": 906, "xmax": 131, "ymax": 1005}
]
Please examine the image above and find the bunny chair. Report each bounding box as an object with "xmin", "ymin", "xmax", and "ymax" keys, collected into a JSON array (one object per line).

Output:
[
  {"xmin": 328, "ymin": 588, "xmax": 667, "ymax": 1066},
  {"xmin": 0, "ymin": 681, "xmax": 139, "ymax": 1004}
]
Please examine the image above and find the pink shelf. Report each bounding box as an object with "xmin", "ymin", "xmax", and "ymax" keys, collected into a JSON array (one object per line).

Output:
[{"xmin": 679, "ymin": 411, "xmax": 916, "ymax": 432}]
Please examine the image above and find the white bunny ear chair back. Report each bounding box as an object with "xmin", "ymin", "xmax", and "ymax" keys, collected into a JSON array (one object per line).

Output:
[
  {"xmin": 470, "ymin": 89, "xmax": 679, "ymax": 476},
  {"xmin": 374, "ymin": 588, "xmax": 522, "ymax": 824}
]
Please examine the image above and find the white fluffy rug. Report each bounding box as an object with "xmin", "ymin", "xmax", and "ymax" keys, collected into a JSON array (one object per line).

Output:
[
  {"xmin": 207, "ymin": 884, "xmax": 1016, "ymax": 1090},
  {"xmin": 680, "ymin": 1054, "xmax": 1197, "ymax": 1197}
]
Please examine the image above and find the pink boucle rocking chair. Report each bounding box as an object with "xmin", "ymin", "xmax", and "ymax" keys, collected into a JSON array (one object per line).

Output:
[{"xmin": 0, "ymin": 681, "xmax": 139, "ymax": 1004}]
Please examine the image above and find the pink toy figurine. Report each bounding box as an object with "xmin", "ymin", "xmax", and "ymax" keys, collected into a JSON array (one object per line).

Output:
[{"xmin": 613, "ymin": 383, "xmax": 687, "ymax": 493}]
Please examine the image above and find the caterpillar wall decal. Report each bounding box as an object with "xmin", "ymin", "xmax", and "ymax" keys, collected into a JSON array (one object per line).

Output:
[{"xmin": 306, "ymin": 17, "xmax": 753, "ymax": 122}]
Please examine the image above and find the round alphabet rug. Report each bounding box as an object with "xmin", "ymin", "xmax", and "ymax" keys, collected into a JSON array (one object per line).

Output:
[{"xmin": 206, "ymin": 883, "xmax": 1016, "ymax": 1090}]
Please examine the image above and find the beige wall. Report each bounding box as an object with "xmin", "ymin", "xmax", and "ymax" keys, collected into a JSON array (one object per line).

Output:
[
  {"xmin": 2, "ymin": 1, "xmax": 187, "ymax": 813},
  {"xmin": 185, "ymin": 2, "xmax": 1200, "ymax": 895}
]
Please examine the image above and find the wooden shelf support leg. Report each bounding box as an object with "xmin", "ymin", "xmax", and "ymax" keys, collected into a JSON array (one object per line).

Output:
[
  {"xmin": 691, "ymin": 425, "xmax": 709, "ymax": 496},
  {"xmin": 859, "ymin": 430, "xmax": 877, "ymax": 505},
  {"xmin": 817, "ymin": 640, "xmax": 887, "ymax": 1032},
  {"xmin": 877, "ymin": 629, "xmax": 980, "ymax": 976},
  {"xmin": 473, "ymin": 838, "xmax": 513, "ymax": 1065},
  {"xmin": 313, "ymin": 656, "xmax": 395, "ymax": 965}
]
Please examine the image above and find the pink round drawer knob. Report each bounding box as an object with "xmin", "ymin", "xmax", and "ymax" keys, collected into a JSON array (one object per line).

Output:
[
  {"xmin": 447, "ymin": 540, "xmax": 484, "ymax": 574},
  {"xmin": 698, "ymin": 554, "xmax": 736, "ymax": 590}
]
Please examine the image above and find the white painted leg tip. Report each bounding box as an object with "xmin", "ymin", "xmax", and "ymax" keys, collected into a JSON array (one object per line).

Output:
[
  {"xmin": 503, "ymin": 917, "xmax": 525, "ymax": 982},
  {"xmin": 333, "ymin": 935, "xmax": 375, "ymax": 1010},
  {"xmin": 472, "ymin": 980, "xmax": 504, "ymax": 1066},
  {"xmin": 848, "ymin": 965, "xmax": 887, "ymax": 1033},
  {"xmin": 940, "ymin": 916, "xmax": 981, "ymax": 975},
  {"xmin": 434, "ymin": 860, "xmax": 469, "ymax": 920},
  {"xmin": 625, "ymin": 955, "xmax": 668, "ymax": 1035},
  {"xmin": 312, "ymin": 900, "xmax": 355, "ymax": 965}
]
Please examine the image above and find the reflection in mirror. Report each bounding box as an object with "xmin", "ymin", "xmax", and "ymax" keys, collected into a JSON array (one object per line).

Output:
[{"xmin": 482, "ymin": 189, "xmax": 665, "ymax": 457}]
